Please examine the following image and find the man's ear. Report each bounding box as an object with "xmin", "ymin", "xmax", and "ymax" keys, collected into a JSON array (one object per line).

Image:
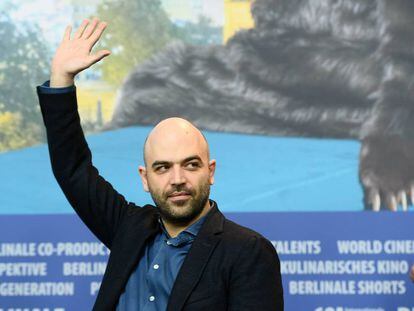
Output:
[
  {"xmin": 138, "ymin": 165, "xmax": 149, "ymax": 192},
  {"xmin": 208, "ymin": 159, "xmax": 216, "ymax": 185}
]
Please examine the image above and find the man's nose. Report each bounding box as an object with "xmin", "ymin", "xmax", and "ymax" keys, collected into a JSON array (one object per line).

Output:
[{"xmin": 170, "ymin": 166, "xmax": 186, "ymax": 185}]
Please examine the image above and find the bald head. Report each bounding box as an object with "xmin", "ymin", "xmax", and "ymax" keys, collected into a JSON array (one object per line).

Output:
[
  {"xmin": 143, "ymin": 118, "xmax": 209, "ymax": 166},
  {"xmin": 138, "ymin": 118, "xmax": 216, "ymax": 233}
]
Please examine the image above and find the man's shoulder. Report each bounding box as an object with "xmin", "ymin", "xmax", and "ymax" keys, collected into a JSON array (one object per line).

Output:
[
  {"xmin": 215, "ymin": 216, "xmax": 279, "ymax": 269},
  {"xmin": 222, "ymin": 217, "xmax": 260, "ymax": 237},
  {"xmin": 221, "ymin": 216, "xmax": 274, "ymax": 250}
]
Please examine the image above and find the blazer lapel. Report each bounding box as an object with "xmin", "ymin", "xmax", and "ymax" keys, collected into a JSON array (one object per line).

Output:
[{"xmin": 167, "ymin": 204, "xmax": 224, "ymax": 311}]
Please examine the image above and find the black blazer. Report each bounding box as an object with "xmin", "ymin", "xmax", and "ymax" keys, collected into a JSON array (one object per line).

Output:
[{"xmin": 37, "ymin": 87, "xmax": 284, "ymax": 310}]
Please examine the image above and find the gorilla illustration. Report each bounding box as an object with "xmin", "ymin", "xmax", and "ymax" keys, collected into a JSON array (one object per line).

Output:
[{"xmin": 110, "ymin": 0, "xmax": 414, "ymax": 211}]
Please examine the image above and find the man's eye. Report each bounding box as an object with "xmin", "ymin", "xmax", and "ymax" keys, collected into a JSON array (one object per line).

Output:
[
  {"xmin": 155, "ymin": 165, "xmax": 168, "ymax": 172},
  {"xmin": 186, "ymin": 162, "xmax": 200, "ymax": 169}
]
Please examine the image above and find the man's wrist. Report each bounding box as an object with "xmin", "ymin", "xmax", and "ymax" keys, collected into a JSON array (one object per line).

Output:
[{"xmin": 50, "ymin": 72, "xmax": 75, "ymax": 88}]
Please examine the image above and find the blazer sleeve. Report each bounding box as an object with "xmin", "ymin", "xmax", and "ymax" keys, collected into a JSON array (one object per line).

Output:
[
  {"xmin": 228, "ymin": 235, "xmax": 284, "ymax": 310},
  {"xmin": 37, "ymin": 87, "xmax": 132, "ymax": 249}
]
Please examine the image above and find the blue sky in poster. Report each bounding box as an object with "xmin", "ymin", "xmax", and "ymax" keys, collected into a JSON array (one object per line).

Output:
[{"xmin": 2, "ymin": 0, "xmax": 224, "ymax": 48}]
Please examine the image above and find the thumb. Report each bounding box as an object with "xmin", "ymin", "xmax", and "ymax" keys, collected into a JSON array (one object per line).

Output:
[{"xmin": 89, "ymin": 50, "xmax": 111, "ymax": 65}]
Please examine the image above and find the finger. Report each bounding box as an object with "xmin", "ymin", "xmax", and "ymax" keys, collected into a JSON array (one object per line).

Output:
[
  {"xmin": 88, "ymin": 21, "xmax": 108, "ymax": 46},
  {"xmin": 62, "ymin": 25, "xmax": 72, "ymax": 41},
  {"xmin": 387, "ymin": 194, "xmax": 397, "ymax": 211},
  {"xmin": 82, "ymin": 17, "xmax": 100, "ymax": 39},
  {"xmin": 88, "ymin": 50, "xmax": 111, "ymax": 65},
  {"xmin": 368, "ymin": 189, "xmax": 381, "ymax": 211},
  {"xmin": 410, "ymin": 265, "xmax": 414, "ymax": 282},
  {"xmin": 74, "ymin": 19, "xmax": 89, "ymax": 38},
  {"xmin": 398, "ymin": 190, "xmax": 408, "ymax": 211}
]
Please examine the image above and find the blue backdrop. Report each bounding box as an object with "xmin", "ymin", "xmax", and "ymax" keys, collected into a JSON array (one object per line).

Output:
[{"xmin": 1, "ymin": 128, "xmax": 413, "ymax": 310}]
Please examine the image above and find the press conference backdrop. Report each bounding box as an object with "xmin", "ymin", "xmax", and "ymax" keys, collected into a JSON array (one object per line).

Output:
[{"xmin": 1, "ymin": 1, "xmax": 413, "ymax": 310}]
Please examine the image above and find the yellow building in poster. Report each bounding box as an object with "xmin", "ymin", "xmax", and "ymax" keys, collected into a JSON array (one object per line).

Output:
[
  {"xmin": 223, "ymin": 0, "xmax": 254, "ymax": 42},
  {"xmin": 76, "ymin": 81, "xmax": 117, "ymax": 126}
]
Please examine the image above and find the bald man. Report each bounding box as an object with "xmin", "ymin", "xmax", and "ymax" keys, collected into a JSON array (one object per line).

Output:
[
  {"xmin": 139, "ymin": 117, "xmax": 215, "ymax": 239},
  {"xmin": 37, "ymin": 19, "xmax": 283, "ymax": 310}
]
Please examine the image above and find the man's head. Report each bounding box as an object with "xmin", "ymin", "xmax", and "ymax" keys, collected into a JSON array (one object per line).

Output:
[{"xmin": 138, "ymin": 117, "xmax": 216, "ymax": 226}]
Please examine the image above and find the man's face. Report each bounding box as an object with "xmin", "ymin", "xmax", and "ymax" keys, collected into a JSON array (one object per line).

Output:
[
  {"xmin": 139, "ymin": 119, "xmax": 216, "ymax": 226},
  {"xmin": 147, "ymin": 159, "xmax": 211, "ymax": 225}
]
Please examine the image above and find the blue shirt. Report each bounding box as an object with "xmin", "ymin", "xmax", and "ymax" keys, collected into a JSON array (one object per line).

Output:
[
  {"xmin": 116, "ymin": 213, "xmax": 207, "ymax": 310},
  {"xmin": 38, "ymin": 80, "xmax": 211, "ymax": 309}
]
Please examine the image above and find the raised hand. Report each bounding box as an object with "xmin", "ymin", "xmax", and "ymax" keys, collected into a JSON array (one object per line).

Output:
[{"xmin": 50, "ymin": 18, "xmax": 111, "ymax": 87}]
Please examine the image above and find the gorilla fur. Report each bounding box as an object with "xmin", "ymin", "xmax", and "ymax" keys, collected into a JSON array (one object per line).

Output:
[{"xmin": 110, "ymin": 0, "xmax": 414, "ymax": 211}]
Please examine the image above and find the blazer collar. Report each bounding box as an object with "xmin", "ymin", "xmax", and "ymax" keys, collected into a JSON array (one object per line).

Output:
[
  {"xmin": 167, "ymin": 200, "xmax": 224, "ymax": 311},
  {"xmin": 197, "ymin": 199, "xmax": 224, "ymax": 235}
]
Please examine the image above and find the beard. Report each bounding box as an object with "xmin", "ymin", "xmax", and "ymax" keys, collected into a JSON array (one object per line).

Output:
[{"xmin": 149, "ymin": 178, "xmax": 211, "ymax": 226}]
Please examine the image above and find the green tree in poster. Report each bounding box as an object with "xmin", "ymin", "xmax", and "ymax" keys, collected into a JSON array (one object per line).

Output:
[
  {"xmin": 0, "ymin": 11, "xmax": 50, "ymax": 151},
  {"xmin": 96, "ymin": 0, "xmax": 178, "ymax": 86},
  {"xmin": 0, "ymin": 13, "xmax": 50, "ymax": 119},
  {"xmin": 0, "ymin": 112, "xmax": 39, "ymax": 151},
  {"xmin": 95, "ymin": 0, "xmax": 221, "ymax": 86}
]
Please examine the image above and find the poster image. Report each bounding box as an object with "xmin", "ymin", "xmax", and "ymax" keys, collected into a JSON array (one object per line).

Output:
[{"xmin": 0, "ymin": 1, "xmax": 413, "ymax": 310}]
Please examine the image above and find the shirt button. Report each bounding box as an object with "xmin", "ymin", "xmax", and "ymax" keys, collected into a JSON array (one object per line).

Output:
[
  {"xmin": 149, "ymin": 296, "xmax": 155, "ymax": 302},
  {"xmin": 166, "ymin": 241, "xmax": 171, "ymax": 245},
  {"xmin": 153, "ymin": 264, "xmax": 159, "ymax": 270}
]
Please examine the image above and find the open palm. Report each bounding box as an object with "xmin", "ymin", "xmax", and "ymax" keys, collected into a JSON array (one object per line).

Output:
[{"xmin": 51, "ymin": 18, "xmax": 110, "ymax": 86}]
